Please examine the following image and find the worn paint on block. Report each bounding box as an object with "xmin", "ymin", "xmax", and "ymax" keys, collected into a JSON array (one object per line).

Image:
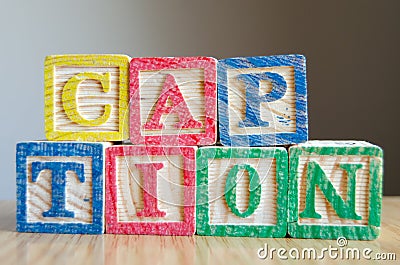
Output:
[
  {"xmin": 288, "ymin": 141, "xmax": 383, "ymax": 240},
  {"xmin": 130, "ymin": 57, "xmax": 217, "ymax": 146},
  {"xmin": 45, "ymin": 54, "xmax": 130, "ymax": 141},
  {"xmin": 16, "ymin": 141, "xmax": 109, "ymax": 234},
  {"xmin": 105, "ymin": 145, "xmax": 196, "ymax": 235},
  {"xmin": 218, "ymin": 54, "xmax": 308, "ymax": 146},
  {"xmin": 196, "ymin": 147, "xmax": 288, "ymax": 237}
]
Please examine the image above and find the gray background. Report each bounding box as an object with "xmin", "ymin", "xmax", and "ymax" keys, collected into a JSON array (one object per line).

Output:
[{"xmin": 1, "ymin": 0, "xmax": 399, "ymax": 199}]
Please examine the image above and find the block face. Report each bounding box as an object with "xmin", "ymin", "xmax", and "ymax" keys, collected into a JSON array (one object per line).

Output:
[
  {"xmin": 45, "ymin": 54, "xmax": 130, "ymax": 141},
  {"xmin": 130, "ymin": 57, "xmax": 217, "ymax": 146},
  {"xmin": 16, "ymin": 141, "xmax": 108, "ymax": 234},
  {"xmin": 105, "ymin": 145, "xmax": 196, "ymax": 235},
  {"xmin": 196, "ymin": 147, "xmax": 288, "ymax": 237},
  {"xmin": 288, "ymin": 141, "xmax": 383, "ymax": 240},
  {"xmin": 218, "ymin": 54, "xmax": 308, "ymax": 146}
]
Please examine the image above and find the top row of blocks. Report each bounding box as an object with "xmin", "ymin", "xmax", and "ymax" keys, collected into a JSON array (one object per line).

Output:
[{"xmin": 44, "ymin": 54, "xmax": 307, "ymax": 146}]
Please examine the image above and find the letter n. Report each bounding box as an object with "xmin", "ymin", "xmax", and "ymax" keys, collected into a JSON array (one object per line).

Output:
[{"xmin": 300, "ymin": 161, "xmax": 363, "ymax": 220}]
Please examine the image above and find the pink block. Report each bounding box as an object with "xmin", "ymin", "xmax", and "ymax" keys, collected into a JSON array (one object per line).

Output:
[
  {"xmin": 105, "ymin": 145, "xmax": 196, "ymax": 235},
  {"xmin": 130, "ymin": 57, "xmax": 217, "ymax": 146}
]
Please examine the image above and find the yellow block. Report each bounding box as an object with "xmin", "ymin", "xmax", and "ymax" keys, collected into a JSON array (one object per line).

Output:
[{"xmin": 45, "ymin": 54, "xmax": 130, "ymax": 141}]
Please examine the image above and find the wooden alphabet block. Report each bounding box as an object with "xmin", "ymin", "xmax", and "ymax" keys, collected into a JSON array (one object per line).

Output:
[
  {"xmin": 105, "ymin": 145, "xmax": 196, "ymax": 235},
  {"xmin": 129, "ymin": 57, "xmax": 217, "ymax": 146},
  {"xmin": 45, "ymin": 54, "xmax": 130, "ymax": 141},
  {"xmin": 196, "ymin": 147, "xmax": 288, "ymax": 237},
  {"xmin": 218, "ymin": 54, "xmax": 308, "ymax": 146},
  {"xmin": 16, "ymin": 141, "xmax": 109, "ymax": 234},
  {"xmin": 288, "ymin": 141, "xmax": 383, "ymax": 240}
]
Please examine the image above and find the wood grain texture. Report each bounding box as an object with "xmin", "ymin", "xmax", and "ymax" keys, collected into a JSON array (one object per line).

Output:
[
  {"xmin": 218, "ymin": 55, "xmax": 308, "ymax": 146},
  {"xmin": 105, "ymin": 145, "xmax": 196, "ymax": 235},
  {"xmin": 196, "ymin": 147, "xmax": 288, "ymax": 237},
  {"xmin": 288, "ymin": 141, "xmax": 383, "ymax": 240},
  {"xmin": 1, "ymin": 199, "xmax": 400, "ymax": 264},
  {"xmin": 16, "ymin": 141, "xmax": 110, "ymax": 234},
  {"xmin": 45, "ymin": 54, "xmax": 130, "ymax": 141},
  {"xmin": 130, "ymin": 57, "xmax": 217, "ymax": 146}
]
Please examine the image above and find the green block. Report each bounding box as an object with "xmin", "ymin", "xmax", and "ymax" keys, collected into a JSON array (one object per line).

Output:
[
  {"xmin": 196, "ymin": 147, "xmax": 288, "ymax": 237},
  {"xmin": 288, "ymin": 141, "xmax": 383, "ymax": 240}
]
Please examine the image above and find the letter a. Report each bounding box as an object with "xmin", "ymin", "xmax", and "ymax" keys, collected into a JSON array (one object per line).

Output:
[{"xmin": 143, "ymin": 74, "xmax": 202, "ymax": 130}]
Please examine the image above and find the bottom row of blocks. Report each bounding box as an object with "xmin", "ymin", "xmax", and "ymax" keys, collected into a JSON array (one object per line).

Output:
[{"xmin": 16, "ymin": 141, "xmax": 383, "ymax": 240}]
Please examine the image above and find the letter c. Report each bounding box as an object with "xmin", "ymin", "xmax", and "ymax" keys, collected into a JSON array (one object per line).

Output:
[{"xmin": 62, "ymin": 72, "xmax": 112, "ymax": 126}]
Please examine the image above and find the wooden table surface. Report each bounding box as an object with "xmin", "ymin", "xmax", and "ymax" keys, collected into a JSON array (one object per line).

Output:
[{"xmin": 0, "ymin": 197, "xmax": 399, "ymax": 265}]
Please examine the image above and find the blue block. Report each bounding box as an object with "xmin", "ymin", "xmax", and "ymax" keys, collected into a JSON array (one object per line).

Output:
[
  {"xmin": 218, "ymin": 55, "xmax": 308, "ymax": 146},
  {"xmin": 16, "ymin": 141, "xmax": 108, "ymax": 234}
]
